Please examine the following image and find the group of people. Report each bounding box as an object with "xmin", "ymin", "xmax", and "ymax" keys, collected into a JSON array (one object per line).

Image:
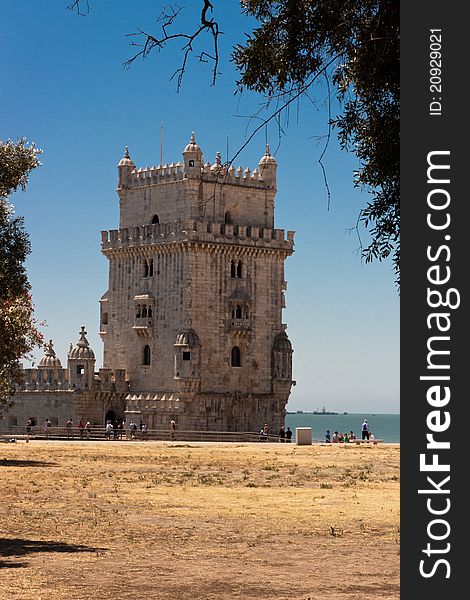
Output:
[
  {"xmin": 29, "ymin": 417, "xmax": 178, "ymax": 440},
  {"xmin": 259, "ymin": 423, "xmax": 293, "ymax": 442},
  {"xmin": 68, "ymin": 418, "xmax": 94, "ymax": 439},
  {"xmin": 324, "ymin": 419, "xmax": 374, "ymax": 443},
  {"xmin": 324, "ymin": 430, "xmax": 356, "ymax": 443}
]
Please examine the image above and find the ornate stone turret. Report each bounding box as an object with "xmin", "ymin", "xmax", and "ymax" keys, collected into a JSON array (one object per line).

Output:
[
  {"xmin": 38, "ymin": 340, "xmax": 62, "ymax": 368},
  {"xmin": 34, "ymin": 339, "xmax": 66, "ymax": 390},
  {"xmin": 174, "ymin": 327, "xmax": 201, "ymax": 396},
  {"xmin": 182, "ymin": 132, "xmax": 203, "ymax": 177},
  {"xmin": 258, "ymin": 144, "xmax": 277, "ymax": 187},
  {"xmin": 68, "ymin": 326, "xmax": 96, "ymax": 390},
  {"xmin": 117, "ymin": 146, "xmax": 135, "ymax": 189},
  {"xmin": 210, "ymin": 151, "xmax": 224, "ymax": 173},
  {"xmin": 272, "ymin": 330, "xmax": 293, "ymax": 382}
]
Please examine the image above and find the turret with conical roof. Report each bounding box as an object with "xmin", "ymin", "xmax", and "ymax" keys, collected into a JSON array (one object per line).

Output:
[
  {"xmin": 182, "ymin": 132, "xmax": 203, "ymax": 177},
  {"xmin": 258, "ymin": 144, "xmax": 277, "ymax": 187},
  {"xmin": 117, "ymin": 146, "xmax": 135, "ymax": 189},
  {"xmin": 67, "ymin": 326, "xmax": 96, "ymax": 389}
]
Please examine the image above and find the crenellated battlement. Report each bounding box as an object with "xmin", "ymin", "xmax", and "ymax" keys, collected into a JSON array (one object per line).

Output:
[
  {"xmin": 17, "ymin": 365, "xmax": 128, "ymax": 393},
  {"xmin": 121, "ymin": 161, "xmax": 273, "ymax": 190},
  {"xmin": 19, "ymin": 367, "xmax": 72, "ymax": 392},
  {"xmin": 101, "ymin": 220, "xmax": 295, "ymax": 254},
  {"xmin": 118, "ymin": 134, "xmax": 277, "ymax": 192}
]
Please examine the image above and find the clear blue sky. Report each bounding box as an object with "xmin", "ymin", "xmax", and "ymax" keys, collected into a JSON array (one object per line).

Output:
[{"xmin": 1, "ymin": 1, "xmax": 399, "ymax": 413}]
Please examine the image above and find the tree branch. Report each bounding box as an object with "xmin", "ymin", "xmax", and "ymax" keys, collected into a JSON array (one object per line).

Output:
[{"xmin": 123, "ymin": 2, "xmax": 221, "ymax": 90}]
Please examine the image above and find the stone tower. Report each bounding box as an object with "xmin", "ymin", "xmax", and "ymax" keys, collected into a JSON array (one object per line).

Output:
[{"xmin": 100, "ymin": 134, "xmax": 295, "ymax": 432}]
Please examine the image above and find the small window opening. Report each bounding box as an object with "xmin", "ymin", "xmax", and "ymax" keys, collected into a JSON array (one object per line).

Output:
[
  {"xmin": 231, "ymin": 346, "xmax": 241, "ymax": 367},
  {"xmin": 236, "ymin": 260, "xmax": 242, "ymax": 278},
  {"xmin": 143, "ymin": 345, "xmax": 151, "ymax": 366},
  {"xmin": 102, "ymin": 312, "xmax": 108, "ymax": 325},
  {"xmin": 148, "ymin": 306, "xmax": 153, "ymax": 318},
  {"xmin": 189, "ymin": 159, "xmax": 195, "ymax": 167},
  {"xmin": 77, "ymin": 365, "xmax": 85, "ymax": 375},
  {"xmin": 144, "ymin": 260, "xmax": 149, "ymax": 278},
  {"xmin": 230, "ymin": 259, "xmax": 236, "ymax": 278},
  {"xmin": 182, "ymin": 351, "xmax": 191, "ymax": 361},
  {"xmin": 235, "ymin": 305, "xmax": 242, "ymax": 319},
  {"xmin": 152, "ymin": 214, "xmax": 160, "ymax": 224},
  {"xmin": 149, "ymin": 258, "xmax": 154, "ymax": 277},
  {"xmin": 136, "ymin": 305, "xmax": 141, "ymax": 318},
  {"xmin": 142, "ymin": 306, "xmax": 148, "ymax": 318},
  {"xmin": 225, "ymin": 211, "xmax": 232, "ymax": 224}
]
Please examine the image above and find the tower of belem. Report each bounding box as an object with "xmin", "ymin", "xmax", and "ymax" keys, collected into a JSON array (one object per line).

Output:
[{"xmin": 100, "ymin": 134, "xmax": 295, "ymax": 431}]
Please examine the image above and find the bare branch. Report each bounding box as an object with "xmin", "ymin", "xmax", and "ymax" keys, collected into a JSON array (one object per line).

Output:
[
  {"xmin": 67, "ymin": 0, "xmax": 89, "ymax": 16},
  {"xmin": 317, "ymin": 72, "xmax": 332, "ymax": 210},
  {"xmin": 123, "ymin": 1, "xmax": 221, "ymax": 90},
  {"xmin": 229, "ymin": 53, "xmax": 341, "ymax": 168}
]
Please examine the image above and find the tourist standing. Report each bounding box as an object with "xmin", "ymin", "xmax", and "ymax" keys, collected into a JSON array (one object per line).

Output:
[
  {"xmin": 141, "ymin": 423, "xmax": 148, "ymax": 440},
  {"xmin": 44, "ymin": 418, "xmax": 52, "ymax": 438},
  {"xmin": 78, "ymin": 419, "xmax": 85, "ymax": 439},
  {"xmin": 278, "ymin": 426, "xmax": 285, "ymax": 442},
  {"xmin": 26, "ymin": 418, "xmax": 33, "ymax": 436},
  {"xmin": 262, "ymin": 423, "xmax": 269, "ymax": 442},
  {"xmin": 85, "ymin": 421, "xmax": 92, "ymax": 439},
  {"xmin": 285, "ymin": 427, "xmax": 292, "ymax": 443},
  {"xmin": 105, "ymin": 420, "xmax": 113, "ymax": 440},
  {"xmin": 170, "ymin": 419, "xmax": 176, "ymax": 441},
  {"xmin": 325, "ymin": 430, "xmax": 331, "ymax": 443},
  {"xmin": 129, "ymin": 419, "xmax": 138, "ymax": 440},
  {"xmin": 66, "ymin": 418, "xmax": 73, "ymax": 439},
  {"xmin": 361, "ymin": 419, "xmax": 370, "ymax": 440}
]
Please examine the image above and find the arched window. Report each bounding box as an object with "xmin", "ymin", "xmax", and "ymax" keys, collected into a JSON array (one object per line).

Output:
[
  {"xmin": 143, "ymin": 260, "xmax": 149, "ymax": 278},
  {"xmin": 143, "ymin": 345, "xmax": 151, "ymax": 366},
  {"xmin": 230, "ymin": 259, "xmax": 236, "ymax": 278},
  {"xmin": 224, "ymin": 211, "xmax": 232, "ymax": 224},
  {"xmin": 152, "ymin": 214, "xmax": 160, "ymax": 224},
  {"xmin": 235, "ymin": 305, "xmax": 242, "ymax": 319},
  {"xmin": 236, "ymin": 260, "xmax": 242, "ymax": 278},
  {"xmin": 102, "ymin": 312, "xmax": 108, "ymax": 325},
  {"xmin": 142, "ymin": 306, "xmax": 148, "ymax": 318},
  {"xmin": 149, "ymin": 258, "xmax": 154, "ymax": 277},
  {"xmin": 148, "ymin": 306, "xmax": 153, "ymax": 318},
  {"xmin": 136, "ymin": 305, "xmax": 141, "ymax": 318},
  {"xmin": 231, "ymin": 346, "xmax": 241, "ymax": 367}
]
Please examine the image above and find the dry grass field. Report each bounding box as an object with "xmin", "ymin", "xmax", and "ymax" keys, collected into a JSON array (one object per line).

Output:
[{"xmin": 0, "ymin": 440, "xmax": 400, "ymax": 600}]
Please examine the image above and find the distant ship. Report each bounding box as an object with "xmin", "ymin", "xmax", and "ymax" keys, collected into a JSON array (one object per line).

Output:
[
  {"xmin": 313, "ymin": 406, "xmax": 339, "ymax": 415},
  {"xmin": 286, "ymin": 407, "xmax": 340, "ymax": 415}
]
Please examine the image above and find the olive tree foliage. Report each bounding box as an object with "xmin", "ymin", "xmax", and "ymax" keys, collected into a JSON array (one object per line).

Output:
[
  {"xmin": 0, "ymin": 139, "xmax": 44, "ymax": 413},
  {"xmin": 68, "ymin": 0, "xmax": 399, "ymax": 285}
]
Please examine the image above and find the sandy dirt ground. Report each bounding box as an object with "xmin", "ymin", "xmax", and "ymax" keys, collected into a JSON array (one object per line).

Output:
[{"xmin": 0, "ymin": 441, "xmax": 400, "ymax": 599}]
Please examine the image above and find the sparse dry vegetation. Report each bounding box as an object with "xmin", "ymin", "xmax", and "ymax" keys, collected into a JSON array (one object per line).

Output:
[{"xmin": 0, "ymin": 441, "xmax": 400, "ymax": 599}]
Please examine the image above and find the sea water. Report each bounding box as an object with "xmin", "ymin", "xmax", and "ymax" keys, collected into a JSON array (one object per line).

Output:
[{"xmin": 285, "ymin": 413, "xmax": 400, "ymax": 443}]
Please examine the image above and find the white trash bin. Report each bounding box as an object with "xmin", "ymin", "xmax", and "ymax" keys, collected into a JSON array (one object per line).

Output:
[{"xmin": 296, "ymin": 427, "xmax": 312, "ymax": 445}]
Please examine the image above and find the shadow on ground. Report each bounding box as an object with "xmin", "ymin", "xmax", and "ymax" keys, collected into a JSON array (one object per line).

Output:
[
  {"xmin": 0, "ymin": 459, "xmax": 57, "ymax": 468},
  {"xmin": 0, "ymin": 538, "xmax": 105, "ymax": 568}
]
